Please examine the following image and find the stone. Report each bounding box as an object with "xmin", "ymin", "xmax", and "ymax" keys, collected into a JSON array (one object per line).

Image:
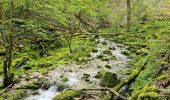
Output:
[
  {"xmin": 105, "ymin": 65, "xmax": 111, "ymax": 69},
  {"xmin": 100, "ymin": 72, "xmax": 120, "ymax": 87},
  {"xmin": 94, "ymin": 70, "xmax": 105, "ymax": 79},
  {"xmin": 81, "ymin": 73, "xmax": 90, "ymax": 82},
  {"xmin": 103, "ymin": 50, "xmax": 112, "ymax": 55},
  {"xmin": 109, "ymin": 47, "xmax": 116, "ymax": 50},
  {"xmin": 92, "ymin": 48, "xmax": 98, "ymax": 52},
  {"xmin": 102, "ymin": 41, "xmax": 107, "ymax": 45}
]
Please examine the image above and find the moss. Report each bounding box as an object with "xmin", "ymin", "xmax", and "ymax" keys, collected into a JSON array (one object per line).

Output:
[
  {"xmin": 156, "ymin": 75, "xmax": 168, "ymax": 80},
  {"xmin": 130, "ymin": 86, "xmax": 158, "ymax": 100},
  {"xmin": 102, "ymin": 41, "xmax": 107, "ymax": 45},
  {"xmin": 52, "ymin": 90, "xmax": 82, "ymax": 100},
  {"xmin": 103, "ymin": 93, "xmax": 112, "ymax": 100},
  {"xmin": 100, "ymin": 72, "xmax": 120, "ymax": 87},
  {"xmin": 137, "ymin": 92, "xmax": 157, "ymax": 100},
  {"xmin": 24, "ymin": 78, "xmax": 49, "ymax": 89},
  {"xmin": 81, "ymin": 73, "xmax": 90, "ymax": 81},
  {"xmin": 122, "ymin": 51, "xmax": 130, "ymax": 56},
  {"xmin": 103, "ymin": 50, "xmax": 112, "ymax": 55},
  {"xmin": 62, "ymin": 77, "xmax": 69, "ymax": 82},
  {"xmin": 97, "ymin": 55, "xmax": 104, "ymax": 59},
  {"xmin": 2, "ymin": 89, "xmax": 28, "ymax": 100},
  {"xmin": 109, "ymin": 47, "xmax": 116, "ymax": 50},
  {"xmin": 105, "ymin": 65, "xmax": 111, "ymax": 69},
  {"xmin": 136, "ymin": 48, "xmax": 149, "ymax": 55},
  {"xmin": 92, "ymin": 48, "xmax": 98, "ymax": 52},
  {"xmin": 94, "ymin": 70, "xmax": 105, "ymax": 79}
]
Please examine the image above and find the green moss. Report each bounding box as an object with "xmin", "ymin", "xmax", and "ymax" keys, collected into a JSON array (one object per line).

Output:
[
  {"xmin": 103, "ymin": 50, "xmax": 112, "ymax": 55},
  {"xmin": 130, "ymin": 86, "xmax": 158, "ymax": 100},
  {"xmin": 81, "ymin": 73, "xmax": 90, "ymax": 81},
  {"xmin": 105, "ymin": 65, "xmax": 111, "ymax": 69},
  {"xmin": 100, "ymin": 72, "xmax": 120, "ymax": 87},
  {"xmin": 62, "ymin": 77, "xmax": 69, "ymax": 82},
  {"xmin": 52, "ymin": 90, "xmax": 82, "ymax": 100},
  {"xmin": 156, "ymin": 75, "xmax": 168, "ymax": 80},
  {"xmin": 1, "ymin": 89, "xmax": 28, "ymax": 100},
  {"xmin": 137, "ymin": 92, "xmax": 157, "ymax": 100},
  {"xmin": 94, "ymin": 70, "xmax": 105, "ymax": 79}
]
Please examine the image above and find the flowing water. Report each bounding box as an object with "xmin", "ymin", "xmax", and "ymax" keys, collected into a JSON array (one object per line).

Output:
[{"xmin": 26, "ymin": 36, "xmax": 130, "ymax": 100}]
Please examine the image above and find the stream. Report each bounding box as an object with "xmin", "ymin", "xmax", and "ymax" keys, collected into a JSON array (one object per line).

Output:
[{"xmin": 26, "ymin": 36, "xmax": 130, "ymax": 100}]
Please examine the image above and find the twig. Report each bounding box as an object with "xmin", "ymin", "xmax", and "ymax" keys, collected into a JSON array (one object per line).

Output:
[
  {"xmin": 80, "ymin": 88, "xmax": 127, "ymax": 100},
  {"xmin": 15, "ymin": 57, "xmax": 29, "ymax": 69},
  {"xmin": 0, "ymin": 83, "xmax": 13, "ymax": 95}
]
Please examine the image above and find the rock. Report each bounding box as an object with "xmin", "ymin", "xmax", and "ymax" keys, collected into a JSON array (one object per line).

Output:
[
  {"xmin": 122, "ymin": 69, "xmax": 132, "ymax": 75},
  {"xmin": 94, "ymin": 70, "xmax": 105, "ymax": 79},
  {"xmin": 100, "ymin": 72, "xmax": 120, "ymax": 87},
  {"xmin": 92, "ymin": 48, "xmax": 98, "ymax": 52},
  {"xmin": 102, "ymin": 41, "xmax": 107, "ymax": 45},
  {"xmin": 102, "ymin": 57, "xmax": 109, "ymax": 61},
  {"xmin": 52, "ymin": 90, "xmax": 82, "ymax": 100},
  {"xmin": 96, "ymin": 54, "xmax": 104, "ymax": 59},
  {"xmin": 97, "ymin": 65, "xmax": 102, "ymax": 68},
  {"xmin": 56, "ymin": 82, "xmax": 69, "ymax": 92},
  {"xmin": 105, "ymin": 65, "xmax": 111, "ymax": 69},
  {"xmin": 24, "ymin": 78, "xmax": 49, "ymax": 89},
  {"xmin": 81, "ymin": 73, "xmax": 90, "ymax": 82},
  {"xmin": 62, "ymin": 77, "xmax": 69, "ymax": 82},
  {"xmin": 109, "ymin": 47, "xmax": 116, "ymax": 50},
  {"xmin": 121, "ymin": 50, "xmax": 130, "ymax": 56},
  {"xmin": 24, "ymin": 65, "xmax": 32, "ymax": 70},
  {"xmin": 103, "ymin": 50, "xmax": 112, "ymax": 55}
]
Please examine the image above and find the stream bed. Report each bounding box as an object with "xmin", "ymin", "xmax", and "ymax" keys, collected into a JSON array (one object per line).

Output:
[{"xmin": 26, "ymin": 36, "xmax": 131, "ymax": 100}]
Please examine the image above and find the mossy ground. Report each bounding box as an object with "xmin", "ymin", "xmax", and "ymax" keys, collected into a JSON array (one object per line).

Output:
[
  {"xmin": 100, "ymin": 20, "xmax": 170, "ymax": 99},
  {"xmin": 0, "ymin": 34, "xmax": 95, "ymax": 99}
]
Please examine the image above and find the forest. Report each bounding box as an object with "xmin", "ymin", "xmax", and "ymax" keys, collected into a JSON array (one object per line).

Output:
[{"xmin": 0, "ymin": 0, "xmax": 170, "ymax": 100}]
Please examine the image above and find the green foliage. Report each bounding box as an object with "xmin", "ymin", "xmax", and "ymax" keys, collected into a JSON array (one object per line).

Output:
[{"xmin": 52, "ymin": 90, "xmax": 82, "ymax": 100}]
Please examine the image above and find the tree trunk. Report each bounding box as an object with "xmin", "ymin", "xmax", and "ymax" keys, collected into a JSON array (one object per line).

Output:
[
  {"xmin": 3, "ymin": 0, "xmax": 14, "ymax": 87},
  {"xmin": 126, "ymin": 0, "xmax": 131, "ymax": 32}
]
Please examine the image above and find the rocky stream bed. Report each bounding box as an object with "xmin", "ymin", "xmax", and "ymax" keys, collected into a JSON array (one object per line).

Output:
[{"xmin": 1, "ymin": 36, "xmax": 132, "ymax": 100}]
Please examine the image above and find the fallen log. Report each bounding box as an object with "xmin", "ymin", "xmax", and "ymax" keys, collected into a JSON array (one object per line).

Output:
[
  {"xmin": 15, "ymin": 57, "xmax": 29, "ymax": 69},
  {"xmin": 106, "ymin": 59, "xmax": 148, "ymax": 100},
  {"xmin": 80, "ymin": 88, "xmax": 127, "ymax": 100}
]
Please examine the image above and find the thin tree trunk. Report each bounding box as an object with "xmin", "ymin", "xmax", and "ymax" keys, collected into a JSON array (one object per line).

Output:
[
  {"xmin": 126, "ymin": 0, "xmax": 131, "ymax": 32},
  {"xmin": 3, "ymin": 0, "xmax": 14, "ymax": 87}
]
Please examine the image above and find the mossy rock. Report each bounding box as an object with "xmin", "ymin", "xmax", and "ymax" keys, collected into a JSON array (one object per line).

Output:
[
  {"xmin": 56, "ymin": 82, "xmax": 69, "ymax": 92},
  {"xmin": 122, "ymin": 51, "xmax": 130, "ymax": 56},
  {"xmin": 2, "ymin": 89, "xmax": 28, "ymax": 100},
  {"xmin": 109, "ymin": 47, "xmax": 116, "ymax": 50},
  {"xmin": 105, "ymin": 65, "xmax": 111, "ymax": 69},
  {"xmin": 81, "ymin": 73, "xmax": 90, "ymax": 82},
  {"xmin": 52, "ymin": 90, "xmax": 82, "ymax": 100},
  {"xmin": 102, "ymin": 41, "xmax": 107, "ymax": 45},
  {"xmin": 103, "ymin": 50, "xmax": 112, "ymax": 55},
  {"xmin": 136, "ymin": 48, "xmax": 149, "ymax": 55},
  {"xmin": 23, "ymin": 65, "xmax": 32, "ymax": 70},
  {"xmin": 24, "ymin": 78, "xmax": 50, "ymax": 89},
  {"xmin": 96, "ymin": 54, "xmax": 104, "ymax": 59},
  {"xmin": 92, "ymin": 48, "xmax": 98, "ymax": 52},
  {"xmin": 94, "ymin": 70, "xmax": 105, "ymax": 79},
  {"xmin": 62, "ymin": 77, "xmax": 69, "ymax": 82},
  {"xmin": 100, "ymin": 72, "xmax": 120, "ymax": 88}
]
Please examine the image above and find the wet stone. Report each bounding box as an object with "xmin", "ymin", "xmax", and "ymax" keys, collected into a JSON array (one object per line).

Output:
[
  {"xmin": 81, "ymin": 73, "xmax": 90, "ymax": 82},
  {"xmin": 100, "ymin": 72, "xmax": 120, "ymax": 88}
]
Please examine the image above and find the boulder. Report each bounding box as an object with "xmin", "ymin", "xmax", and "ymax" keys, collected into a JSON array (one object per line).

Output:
[{"xmin": 100, "ymin": 72, "xmax": 120, "ymax": 88}]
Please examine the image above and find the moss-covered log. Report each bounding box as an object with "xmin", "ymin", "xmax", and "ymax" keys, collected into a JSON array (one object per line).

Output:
[{"xmin": 104, "ymin": 60, "xmax": 148, "ymax": 100}]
